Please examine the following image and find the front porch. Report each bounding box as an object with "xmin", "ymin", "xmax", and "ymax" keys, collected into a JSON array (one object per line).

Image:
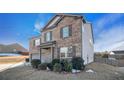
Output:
[{"xmin": 39, "ymin": 41, "xmax": 56, "ymax": 62}]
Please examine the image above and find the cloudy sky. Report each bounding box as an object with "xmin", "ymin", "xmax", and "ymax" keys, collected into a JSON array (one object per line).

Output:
[{"xmin": 0, "ymin": 13, "xmax": 124, "ymax": 52}]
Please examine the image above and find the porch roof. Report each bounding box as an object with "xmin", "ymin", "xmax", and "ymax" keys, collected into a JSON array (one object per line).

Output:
[{"xmin": 38, "ymin": 41, "xmax": 56, "ymax": 48}]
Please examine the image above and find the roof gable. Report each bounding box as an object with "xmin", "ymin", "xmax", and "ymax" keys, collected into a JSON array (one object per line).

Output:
[
  {"xmin": 42, "ymin": 14, "xmax": 83, "ymax": 31},
  {"xmin": 42, "ymin": 15, "xmax": 63, "ymax": 30},
  {"xmin": 47, "ymin": 16, "xmax": 62, "ymax": 28}
]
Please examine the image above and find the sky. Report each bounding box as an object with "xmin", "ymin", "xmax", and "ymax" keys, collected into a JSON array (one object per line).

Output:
[{"xmin": 0, "ymin": 13, "xmax": 124, "ymax": 52}]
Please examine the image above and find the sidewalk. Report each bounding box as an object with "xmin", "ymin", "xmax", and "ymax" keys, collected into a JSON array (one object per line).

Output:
[{"xmin": 0, "ymin": 62, "xmax": 25, "ymax": 72}]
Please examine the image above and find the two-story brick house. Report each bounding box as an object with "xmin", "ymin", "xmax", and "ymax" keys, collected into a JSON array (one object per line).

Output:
[{"xmin": 29, "ymin": 14, "xmax": 94, "ymax": 64}]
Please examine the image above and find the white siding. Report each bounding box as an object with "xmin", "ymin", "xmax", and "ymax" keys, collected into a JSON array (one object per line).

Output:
[{"xmin": 82, "ymin": 23, "xmax": 94, "ymax": 64}]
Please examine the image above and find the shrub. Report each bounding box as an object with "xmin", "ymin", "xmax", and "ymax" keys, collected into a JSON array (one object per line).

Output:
[
  {"xmin": 52, "ymin": 59, "xmax": 60, "ymax": 65},
  {"xmin": 47, "ymin": 63, "xmax": 53, "ymax": 71},
  {"xmin": 53, "ymin": 63, "xmax": 62, "ymax": 72},
  {"xmin": 61, "ymin": 59, "xmax": 72, "ymax": 72},
  {"xmin": 66, "ymin": 62, "xmax": 73, "ymax": 72},
  {"xmin": 38, "ymin": 63, "xmax": 47, "ymax": 70},
  {"xmin": 31, "ymin": 59, "xmax": 41, "ymax": 69},
  {"xmin": 25, "ymin": 58, "xmax": 29, "ymax": 62},
  {"xmin": 102, "ymin": 54, "xmax": 108, "ymax": 58},
  {"xmin": 71, "ymin": 57, "xmax": 84, "ymax": 70}
]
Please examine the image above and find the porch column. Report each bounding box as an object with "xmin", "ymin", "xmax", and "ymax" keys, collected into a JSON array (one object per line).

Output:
[
  {"xmin": 30, "ymin": 54, "xmax": 32, "ymax": 62},
  {"xmin": 40, "ymin": 48, "xmax": 42, "ymax": 62},
  {"xmin": 51, "ymin": 46, "xmax": 54, "ymax": 60}
]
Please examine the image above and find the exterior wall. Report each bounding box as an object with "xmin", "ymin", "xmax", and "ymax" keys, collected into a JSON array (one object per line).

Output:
[
  {"xmin": 29, "ymin": 36, "xmax": 41, "ymax": 60},
  {"xmin": 55, "ymin": 16, "xmax": 82, "ymax": 58},
  {"xmin": 41, "ymin": 48, "xmax": 52, "ymax": 62},
  {"xmin": 29, "ymin": 15, "xmax": 94, "ymax": 65},
  {"xmin": 82, "ymin": 23, "xmax": 94, "ymax": 64},
  {"xmin": 42, "ymin": 16, "xmax": 82, "ymax": 59}
]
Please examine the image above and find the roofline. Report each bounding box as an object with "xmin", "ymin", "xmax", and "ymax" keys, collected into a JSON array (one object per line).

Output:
[
  {"xmin": 41, "ymin": 13, "xmax": 85, "ymax": 31},
  {"xmin": 29, "ymin": 35, "xmax": 41, "ymax": 40},
  {"xmin": 56, "ymin": 13, "xmax": 83, "ymax": 17}
]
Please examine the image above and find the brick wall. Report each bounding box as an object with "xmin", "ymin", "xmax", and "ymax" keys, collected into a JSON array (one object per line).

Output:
[{"xmin": 30, "ymin": 16, "xmax": 83, "ymax": 59}]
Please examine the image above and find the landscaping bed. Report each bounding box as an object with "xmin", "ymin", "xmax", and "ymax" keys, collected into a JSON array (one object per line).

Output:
[{"xmin": 31, "ymin": 57, "xmax": 85, "ymax": 74}]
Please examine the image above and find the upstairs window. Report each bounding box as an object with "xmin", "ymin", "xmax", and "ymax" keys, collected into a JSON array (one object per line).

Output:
[
  {"xmin": 45, "ymin": 32, "xmax": 52, "ymax": 42},
  {"xmin": 34, "ymin": 39, "xmax": 40, "ymax": 46},
  {"xmin": 61, "ymin": 25, "xmax": 72, "ymax": 38}
]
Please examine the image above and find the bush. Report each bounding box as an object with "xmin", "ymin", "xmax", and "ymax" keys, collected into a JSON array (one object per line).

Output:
[
  {"xmin": 71, "ymin": 57, "xmax": 84, "ymax": 70},
  {"xmin": 102, "ymin": 54, "xmax": 108, "ymax": 58},
  {"xmin": 38, "ymin": 63, "xmax": 47, "ymax": 70},
  {"xmin": 47, "ymin": 63, "xmax": 53, "ymax": 71},
  {"xmin": 53, "ymin": 63, "xmax": 62, "ymax": 72},
  {"xmin": 25, "ymin": 58, "xmax": 29, "ymax": 62},
  {"xmin": 52, "ymin": 59, "xmax": 60, "ymax": 65},
  {"xmin": 66, "ymin": 62, "xmax": 73, "ymax": 72},
  {"xmin": 61, "ymin": 59, "xmax": 72, "ymax": 72},
  {"xmin": 31, "ymin": 59, "xmax": 41, "ymax": 69}
]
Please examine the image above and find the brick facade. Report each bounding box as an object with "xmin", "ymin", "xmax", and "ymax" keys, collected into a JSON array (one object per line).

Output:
[{"xmin": 30, "ymin": 15, "xmax": 83, "ymax": 62}]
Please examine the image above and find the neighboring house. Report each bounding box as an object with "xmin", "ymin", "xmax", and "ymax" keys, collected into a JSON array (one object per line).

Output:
[
  {"xmin": 109, "ymin": 50, "xmax": 124, "ymax": 60},
  {"xmin": 29, "ymin": 14, "xmax": 94, "ymax": 64},
  {"xmin": 110, "ymin": 51, "xmax": 124, "ymax": 55},
  {"xmin": 109, "ymin": 43, "xmax": 124, "ymax": 59}
]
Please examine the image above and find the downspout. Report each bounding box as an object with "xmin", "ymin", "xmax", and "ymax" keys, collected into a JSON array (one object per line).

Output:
[
  {"xmin": 81, "ymin": 21, "xmax": 85, "ymax": 60},
  {"xmin": 40, "ymin": 38, "xmax": 42, "ymax": 62},
  {"xmin": 40, "ymin": 48, "xmax": 42, "ymax": 62}
]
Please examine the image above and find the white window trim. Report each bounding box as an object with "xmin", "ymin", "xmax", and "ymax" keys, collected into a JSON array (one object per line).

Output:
[
  {"xmin": 60, "ymin": 46, "xmax": 73, "ymax": 59},
  {"xmin": 35, "ymin": 39, "xmax": 40, "ymax": 46},
  {"xmin": 62, "ymin": 26, "xmax": 69, "ymax": 38}
]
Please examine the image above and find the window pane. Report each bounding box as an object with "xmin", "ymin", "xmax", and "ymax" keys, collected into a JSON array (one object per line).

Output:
[
  {"xmin": 60, "ymin": 47, "xmax": 68, "ymax": 53},
  {"xmin": 46, "ymin": 32, "xmax": 50, "ymax": 41},
  {"xmin": 67, "ymin": 46, "xmax": 73, "ymax": 57},
  {"xmin": 67, "ymin": 53, "xmax": 73, "ymax": 57},
  {"xmin": 35, "ymin": 39, "xmax": 40, "ymax": 46},
  {"xmin": 62, "ymin": 26, "xmax": 69, "ymax": 38},
  {"xmin": 68, "ymin": 46, "xmax": 72, "ymax": 53},
  {"xmin": 60, "ymin": 53, "xmax": 65, "ymax": 57},
  {"xmin": 60, "ymin": 46, "xmax": 73, "ymax": 58},
  {"xmin": 60, "ymin": 47, "xmax": 67, "ymax": 58}
]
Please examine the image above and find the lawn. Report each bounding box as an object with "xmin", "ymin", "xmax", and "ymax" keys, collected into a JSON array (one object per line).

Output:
[
  {"xmin": 0, "ymin": 62, "xmax": 124, "ymax": 80},
  {"xmin": 0, "ymin": 56, "xmax": 28, "ymax": 64}
]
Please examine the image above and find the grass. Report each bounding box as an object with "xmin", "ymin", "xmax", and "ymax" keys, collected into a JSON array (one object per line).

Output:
[{"xmin": 0, "ymin": 56, "xmax": 28, "ymax": 64}]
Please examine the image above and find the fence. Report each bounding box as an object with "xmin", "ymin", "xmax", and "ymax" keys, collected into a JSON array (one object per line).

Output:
[{"xmin": 94, "ymin": 58, "xmax": 118, "ymax": 66}]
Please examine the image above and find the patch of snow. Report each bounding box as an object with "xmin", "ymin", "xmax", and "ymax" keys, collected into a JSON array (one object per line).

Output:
[
  {"xmin": 76, "ymin": 70, "xmax": 81, "ymax": 73},
  {"xmin": 72, "ymin": 69, "xmax": 77, "ymax": 73},
  {"xmin": 10, "ymin": 62, "xmax": 25, "ymax": 68},
  {"xmin": 0, "ymin": 62, "xmax": 26, "ymax": 72},
  {"xmin": 72, "ymin": 69, "xmax": 81, "ymax": 73},
  {"xmin": 47, "ymin": 67, "xmax": 50, "ymax": 71},
  {"xmin": 0, "ymin": 64, "xmax": 13, "ymax": 72},
  {"xmin": 86, "ymin": 69, "xmax": 95, "ymax": 73}
]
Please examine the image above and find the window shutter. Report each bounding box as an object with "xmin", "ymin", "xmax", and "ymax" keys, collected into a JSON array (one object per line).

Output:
[
  {"xmin": 60, "ymin": 28, "xmax": 63, "ymax": 38},
  {"xmin": 72, "ymin": 46, "xmax": 76, "ymax": 57},
  {"xmin": 50, "ymin": 31, "xmax": 52, "ymax": 41},
  {"xmin": 57, "ymin": 47, "xmax": 60, "ymax": 58},
  {"xmin": 69, "ymin": 25, "xmax": 72, "ymax": 36},
  {"xmin": 33, "ymin": 40, "xmax": 35, "ymax": 46},
  {"xmin": 40, "ymin": 38, "xmax": 41, "ymax": 44},
  {"xmin": 44, "ymin": 33, "xmax": 46, "ymax": 42}
]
